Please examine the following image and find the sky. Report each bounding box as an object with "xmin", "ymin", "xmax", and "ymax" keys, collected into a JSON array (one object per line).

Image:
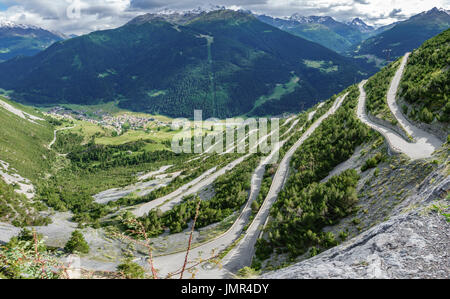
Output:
[{"xmin": 0, "ymin": 0, "xmax": 448, "ymax": 35}]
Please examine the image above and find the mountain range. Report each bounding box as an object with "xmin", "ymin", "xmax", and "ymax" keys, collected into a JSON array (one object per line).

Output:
[
  {"xmin": 0, "ymin": 7, "xmax": 448, "ymax": 119},
  {"xmin": 0, "ymin": 20, "xmax": 66, "ymax": 62},
  {"xmin": 0, "ymin": 6, "xmax": 448, "ymax": 280},
  {"xmin": 256, "ymin": 14, "xmax": 372, "ymax": 53},
  {"xmin": 257, "ymin": 7, "xmax": 450, "ymax": 58},
  {"xmin": 351, "ymin": 7, "xmax": 450, "ymax": 60},
  {"xmin": 0, "ymin": 10, "xmax": 370, "ymax": 119}
]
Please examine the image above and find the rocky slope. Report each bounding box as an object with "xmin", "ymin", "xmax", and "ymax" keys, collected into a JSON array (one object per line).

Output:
[{"xmin": 263, "ymin": 162, "xmax": 449, "ymax": 279}]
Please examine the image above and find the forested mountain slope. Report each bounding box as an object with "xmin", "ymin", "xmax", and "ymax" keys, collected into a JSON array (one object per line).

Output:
[
  {"xmin": 257, "ymin": 14, "xmax": 375, "ymax": 53},
  {"xmin": 399, "ymin": 29, "xmax": 450, "ymax": 129},
  {"xmin": 351, "ymin": 8, "xmax": 450, "ymax": 61},
  {"xmin": 0, "ymin": 10, "xmax": 369, "ymax": 119}
]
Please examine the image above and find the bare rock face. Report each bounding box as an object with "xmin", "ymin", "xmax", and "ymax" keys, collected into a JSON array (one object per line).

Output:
[{"xmin": 262, "ymin": 172, "xmax": 449, "ymax": 279}]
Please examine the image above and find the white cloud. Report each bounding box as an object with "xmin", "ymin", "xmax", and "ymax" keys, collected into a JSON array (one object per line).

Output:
[
  {"xmin": 0, "ymin": 0, "xmax": 137, "ymax": 34},
  {"xmin": 0, "ymin": 0, "xmax": 448, "ymax": 34}
]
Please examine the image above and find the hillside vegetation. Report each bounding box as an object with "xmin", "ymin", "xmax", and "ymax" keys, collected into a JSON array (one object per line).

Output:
[
  {"xmin": 0, "ymin": 96, "xmax": 54, "ymax": 180},
  {"xmin": 256, "ymin": 85, "xmax": 375, "ymax": 263},
  {"xmin": 0, "ymin": 96, "xmax": 54, "ymax": 225},
  {"xmin": 0, "ymin": 178, "xmax": 50, "ymax": 226},
  {"xmin": 365, "ymin": 59, "xmax": 401, "ymax": 125},
  {"xmin": 400, "ymin": 29, "xmax": 450, "ymax": 124}
]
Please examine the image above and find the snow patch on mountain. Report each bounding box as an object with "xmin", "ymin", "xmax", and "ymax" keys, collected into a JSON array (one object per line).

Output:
[
  {"xmin": 347, "ymin": 17, "xmax": 374, "ymax": 33},
  {"xmin": 289, "ymin": 14, "xmax": 335, "ymax": 24},
  {"xmin": 0, "ymin": 19, "xmax": 67, "ymax": 39},
  {"xmin": 0, "ymin": 20, "xmax": 40, "ymax": 30}
]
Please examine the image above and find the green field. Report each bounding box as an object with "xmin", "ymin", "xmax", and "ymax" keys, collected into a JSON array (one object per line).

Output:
[
  {"xmin": 250, "ymin": 75, "xmax": 301, "ymax": 113},
  {"xmin": 303, "ymin": 60, "xmax": 339, "ymax": 73}
]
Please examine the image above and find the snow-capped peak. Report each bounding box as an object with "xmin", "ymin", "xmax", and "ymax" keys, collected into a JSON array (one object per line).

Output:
[
  {"xmin": 289, "ymin": 14, "xmax": 334, "ymax": 24},
  {"xmin": 417, "ymin": 7, "xmax": 450, "ymax": 17},
  {"xmin": 350, "ymin": 18, "xmax": 365, "ymax": 25},
  {"xmin": 0, "ymin": 20, "xmax": 40, "ymax": 30},
  {"xmin": 429, "ymin": 7, "xmax": 449, "ymax": 14},
  {"xmin": 347, "ymin": 17, "xmax": 374, "ymax": 32},
  {"xmin": 0, "ymin": 20, "xmax": 67, "ymax": 39},
  {"xmin": 154, "ymin": 5, "xmax": 227, "ymax": 16}
]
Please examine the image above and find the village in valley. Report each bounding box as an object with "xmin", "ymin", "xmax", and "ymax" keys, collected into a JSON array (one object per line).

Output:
[{"xmin": 47, "ymin": 106, "xmax": 171, "ymax": 134}]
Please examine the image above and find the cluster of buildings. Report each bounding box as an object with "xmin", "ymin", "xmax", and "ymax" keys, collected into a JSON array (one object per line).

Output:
[
  {"xmin": 100, "ymin": 114, "xmax": 156, "ymax": 131},
  {"xmin": 47, "ymin": 106, "xmax": 170, "ymax": 134}
]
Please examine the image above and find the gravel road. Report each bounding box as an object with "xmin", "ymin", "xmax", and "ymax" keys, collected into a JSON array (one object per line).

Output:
[{"xmin": 356, "ymin": 54, "xmax": 443, "ymax": 160}]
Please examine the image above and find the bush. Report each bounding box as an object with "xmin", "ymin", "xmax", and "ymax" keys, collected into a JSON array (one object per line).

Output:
[
  {"xmin": 254, "ymin": 239, "xmax": 273, "ymax": 261},
  {"xmin": 117, "ymin": 260, "xmax": 146, "ymax": 279},
  {"xmin": 236, "ymin": 267, "xmax": 261, "ymax": 278},
  {"xmin": 309, "ymin": 246, "xmax": 320, "ymax": 257},
  {"xmin": 1, "ymin": 230, "xmax": 62, "ymax": 279},
  {"xmin": 64, "ymin": 230, "xmax": 90, "ymax": 254},
  {"xmin": 361, "ymin": 152, "xmax": 385, "ymax": 172},
  {"xmin": 420, "ymin": 107, "xmax": 434, "ymax": 124}
]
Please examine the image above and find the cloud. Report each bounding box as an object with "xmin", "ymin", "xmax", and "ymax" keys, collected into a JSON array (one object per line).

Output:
[
  {"xmin": 0, "ymin": 0, "xmax": 138, "ymax": 34},
  {"xmin": 354, "ymin": 0, "xmax": 370, "ymax": 4},
  {"xmin": 0, "ymin": 0, "xmax": 448, "ymax": 34},
  {"xmin": 388, "ymin": 8, "xmax": 405, "ymax": 18},
  {"xmin": 129, "ymin": 0, "xmax": 167, "ymax": 10},
  {"xmin": 129, "ymin": 0, "xmax": 268, "ymax": 11}
]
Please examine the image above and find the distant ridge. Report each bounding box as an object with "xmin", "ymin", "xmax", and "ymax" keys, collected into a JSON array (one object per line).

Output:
[
  {"xmin": 0, "ymin": 21, "xmax": 66, "ymax": 62},
  {"xmin": 0, "ymin": 9, "xmax": 369, "ymax": 119}
]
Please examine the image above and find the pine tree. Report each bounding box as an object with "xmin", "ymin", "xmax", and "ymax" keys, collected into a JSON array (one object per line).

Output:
[{"xmin": 64, "ymin": 230, "xmax": 90, "ymax": 254}]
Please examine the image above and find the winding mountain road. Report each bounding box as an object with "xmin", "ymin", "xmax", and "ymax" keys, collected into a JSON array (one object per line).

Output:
[
  {"xmin": 132, "ymin": 117, "xmax": 298, "ymax": 217},
  {"xmin": 131, "ymin": 94, "xmax": 346, "ymax": 278},
  {"xmin": 148, "ymin": 112, "xmax": 311, "ymax": 278},
  {"xmin": 47, "ymin": 125, "xmax": 76, "ymax": 149},
  {"xmin": 221, "ymin": 93, "xmax": 348, "ymax": 273},
  {"xmin": 132, "ymin": 166, "xmax": 218, "ymax": 217},
  {"xmin": 356, "ymin": 53, "xmax": 443, "ymax": 160}
]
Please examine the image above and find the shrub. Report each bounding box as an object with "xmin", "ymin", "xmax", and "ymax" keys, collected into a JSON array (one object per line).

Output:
[
  {"xmin": 310, "ymin": 246, "xmax": 320, "ymax": 257},
  {"xmin": 117, "ymin": 260, "xmax": 146, "ymax": 279},
  {"xmin": 236, "ymin": 267, "xmax": 261, "ymax": 278},
  {"xmin": 361, "ymin": 152, "xmax": 385, "ymax": 172},
  {"xmin": 64, "ymin": 230, "xmax": 90, "ymax": 254},
  {"xmin": 0, "ymin": 229, "xmax": 62, "ymax": 279},
  {"xmin": 420, "ymin": 107, "xmax": 434, "ymax": 124},
  {"xmin": 254, "ymin": 239, "xmax": 273, "ymax": 261}
]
